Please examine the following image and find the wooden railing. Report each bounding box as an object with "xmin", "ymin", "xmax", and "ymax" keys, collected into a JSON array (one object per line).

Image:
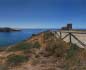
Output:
[{"xmin": 52, "ymin": 30, "xmax": 86, "ymax": 48}]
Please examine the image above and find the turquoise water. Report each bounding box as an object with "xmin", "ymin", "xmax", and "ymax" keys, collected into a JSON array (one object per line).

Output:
[{"xmin": 0, "ymin": 29, "xmax": 47, "ymax": 47}]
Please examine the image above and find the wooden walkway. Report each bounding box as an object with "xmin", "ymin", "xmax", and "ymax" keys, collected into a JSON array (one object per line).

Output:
[{"xmin": 52, "ymin": 30, "xmax": 86, "ymax": 48}]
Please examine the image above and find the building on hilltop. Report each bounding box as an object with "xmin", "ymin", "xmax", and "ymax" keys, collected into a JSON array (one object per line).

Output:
[{"xmin": 61, "ymin": 23, "xmax": 72, "ymax": 30}]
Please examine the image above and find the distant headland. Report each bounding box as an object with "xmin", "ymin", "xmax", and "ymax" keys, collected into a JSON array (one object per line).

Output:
[{"xmin": 0, "ymin": 27, "xmax": 20, "ymax": 32}]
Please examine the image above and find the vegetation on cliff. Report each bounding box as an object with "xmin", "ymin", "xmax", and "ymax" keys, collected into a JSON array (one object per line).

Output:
[
  {"xmin": 6, "ymin": 54, "xmax": 28, "ymax": 67},
  {"xmin": 0, "ymin": 31, "xmax": 86, "ymax": 70}
]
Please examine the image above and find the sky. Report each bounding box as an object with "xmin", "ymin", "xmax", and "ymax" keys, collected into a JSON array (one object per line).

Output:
[{"xmin": 0, "ymin": 0, "xmax": 86, "ymax": 29}]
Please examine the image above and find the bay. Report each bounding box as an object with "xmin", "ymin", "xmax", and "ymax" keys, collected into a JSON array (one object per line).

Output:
[{"xmin": 0, "ymin": 29, "xmax": 48, "ymax": 47}]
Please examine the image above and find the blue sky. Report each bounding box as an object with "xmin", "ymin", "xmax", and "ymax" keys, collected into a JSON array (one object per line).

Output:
[{"xmin": 0, "ymin": 0, "xmax": 86, "ymax": 28}]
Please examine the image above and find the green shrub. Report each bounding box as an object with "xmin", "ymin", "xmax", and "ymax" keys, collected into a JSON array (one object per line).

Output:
[
  {"xmin": 8, "ymin": 43, "xmax": 32, "ymax": 51},
  {"xmin": 0, "ymin": 48, "xmax": 5, "ymax": 52},
  {"xmin": 45, "ymin": 43, "xmax": 66, "ymax": 57},
  {"xmin": 6, "ymin": 54, "xmax": 29, "ymax": 66},
  {"xmin": 33, "ymin": 42, "xmax": 41, "ymax": 48},
  {"xmin": 66, "ymin": 44, "xmax": 79, "ymax": 59},
  {"xmin": 17, "ymin": 43, "xmax": 32, "ymax": 50},
  {"xmin": 0, "ymin": 65, "xmax": 9, "ymax": 70},
  {"xmin": 44, "ymin": 32, "xmax": 54, "ymax": 40}
]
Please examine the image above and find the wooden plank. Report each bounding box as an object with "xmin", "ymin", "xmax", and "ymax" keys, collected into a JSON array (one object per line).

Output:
[
  {"xmin": 62, "ymin": 33, "xmax": 69, "ymax": 40},
  {"xmin": 71, "ymin": 33, "xmax": 86, "ymax": 47},
  {"xmin": 55, "ymin": 31, "xmax": 60, "ymax": 37}
]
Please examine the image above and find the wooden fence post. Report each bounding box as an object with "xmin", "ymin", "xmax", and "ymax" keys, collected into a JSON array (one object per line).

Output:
[
  {"xmin": 69, "ymin": 33, "xmax": 72, "ymax": 46},
  {"xmin": 60, "ymin": 32, "xmax": 62, "ymax": 39}
]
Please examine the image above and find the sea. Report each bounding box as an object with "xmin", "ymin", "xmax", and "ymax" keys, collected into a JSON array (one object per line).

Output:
[{"xmin": 0, "ymin": 29, "xmax": 52, "ymax": 47}]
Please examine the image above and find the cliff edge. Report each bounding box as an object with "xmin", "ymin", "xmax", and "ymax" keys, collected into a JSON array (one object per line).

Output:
[{"xmin": 0, "ymin": 31, "xmax": 86, "ymax": 70}]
